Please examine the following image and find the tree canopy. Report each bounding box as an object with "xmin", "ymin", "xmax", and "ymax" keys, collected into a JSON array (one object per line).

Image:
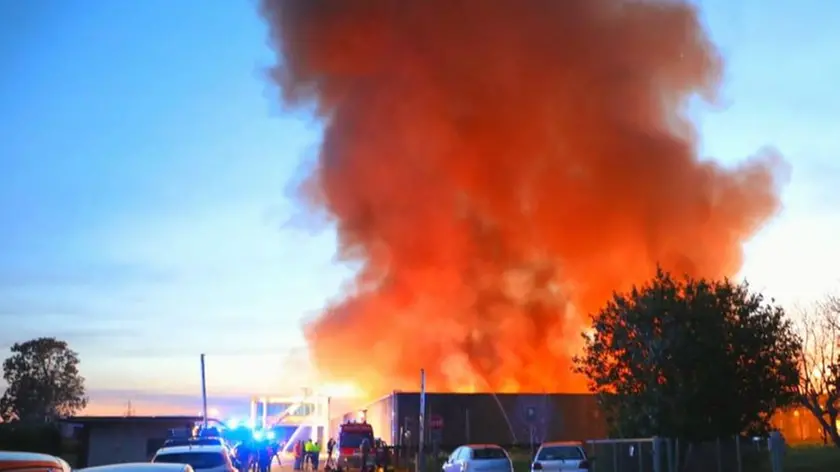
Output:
[
  {"xmin": 0, "ymin": 337, "xmax": 88, "ymax": 422},
  {"xmin": 573, "ymin": 268, "xmax": 800, "ymax": 440}
]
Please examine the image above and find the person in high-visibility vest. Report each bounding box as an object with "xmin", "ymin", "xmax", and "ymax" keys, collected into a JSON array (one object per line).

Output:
[
  {"xmin": 311, "ymin": 441, "xmax": 321, "ymax": 470},
  {"xmin": 303, "ymin": 439, "xmax": 314, "ymax": 470}
]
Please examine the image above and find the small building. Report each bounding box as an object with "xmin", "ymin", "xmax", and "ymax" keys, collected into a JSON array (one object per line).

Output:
[
  {"xmin": 65, "ymin": 416, "xmax": 205, "ymax": 467},
  {"xmin": 334, "ymin": 392, "xmax": 606, "ymax": 448}
]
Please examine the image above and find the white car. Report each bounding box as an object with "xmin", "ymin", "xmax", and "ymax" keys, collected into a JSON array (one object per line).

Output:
[
  {"xmin": 152, "ymin": 444, "xmax": 236, "ymax": 472},
  {"xmin": 530, "ymin": 441, "xmax": 591, "ymax": 472},
  {"xmin": 79, "ymin": 463, "xmax": 195, "ymax": 472},
  {"xmin": 442, "ymin": 444, "xmax": 513, "ymax": 472}
]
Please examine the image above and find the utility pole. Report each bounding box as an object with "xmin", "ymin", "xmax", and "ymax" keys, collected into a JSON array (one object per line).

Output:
[
  {"xmin": 418, "ymin": 369, "xmax": 426, "ymax": 472},
  {"xmin": 125, "ymin": 401, "xmax": 134, "ymax": 417},
  {"xmin": 200, "ymin": 354, "xmax": 209, "ymax": 428}
]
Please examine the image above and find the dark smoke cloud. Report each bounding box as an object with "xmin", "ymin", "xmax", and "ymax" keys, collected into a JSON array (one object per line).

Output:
[{"xmin": 260, "ymin": 0, "xmax": 788, "ymax": 395}]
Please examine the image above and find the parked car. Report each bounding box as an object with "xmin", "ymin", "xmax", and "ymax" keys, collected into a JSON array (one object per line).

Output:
[
  {"xmin": 152, "ymin": 444, "xmax": 236, "ymax": 472},
  {"xmin": 442, "ymin": 444, "xmax": 513, "ymax": 472},
  {"xmin": 163, "ymin": 438, "xmax": 226, "ymax": 448},
  {"xmin": 530, "ymin": 441, "xmax": 591, "ymax": 472},
  {"xmin": 0, "ymin": 451, "xmax": 71, "ymax": 472},
  {"xmin": 79, "ymin": 463, "xmax": 195, "ymax": 472}
]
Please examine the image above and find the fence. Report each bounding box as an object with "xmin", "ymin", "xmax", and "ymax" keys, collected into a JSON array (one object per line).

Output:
[
  {"xmin": 583, "ymin": 436, "xmax": 775, "ymax": 472},
  {"xmin": 383, "ymin": 432, "xmax": 787, "ymax": 472}
]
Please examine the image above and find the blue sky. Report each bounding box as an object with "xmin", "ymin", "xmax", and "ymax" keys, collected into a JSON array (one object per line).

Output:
[{"xmin": 1, "ymin": 0, "xmax": 838, "ymax": 414}]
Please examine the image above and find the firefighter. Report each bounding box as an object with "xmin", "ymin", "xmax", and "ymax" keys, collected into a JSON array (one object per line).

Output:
[
  {"xmin": 360, "ymin": 438, "xmax": 370, "ymax": 472},
  {"xmin": 234, "ymin": 441, "xmax": 253, "ymax": 472},
  {"xmin": 326, "ymin": 438, "xmax": 336, "ymax": 470},
  {"xmin": 373, "ymin": 439, "xmax": 386, "ymax": 472},
  {"xmin": 257, "ymin": 441, "xmax": 273, "ymax": 472}
]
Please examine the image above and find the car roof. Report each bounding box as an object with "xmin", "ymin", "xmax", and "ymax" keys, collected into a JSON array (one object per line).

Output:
[
  {"xmin": 80, "ymin": 463, "xmax": 193, "ymax": 472},
  {"xmin": 164, "ymin": 438, "xmax": 223, "ymax": 445},
  {"xmin": 462, "ymin": 444, "xmax": 505, "ymax": 449},
  {"xmin": 156, "ymin": 444, "xmax": 227, "ymax": 454},
  {"xmin": 0, "ymin": 451, "xmax": 62, "ymax": 462},
  {"xmin": 539, "ymin": 441, "xmax": 584, "ymax": 448}
]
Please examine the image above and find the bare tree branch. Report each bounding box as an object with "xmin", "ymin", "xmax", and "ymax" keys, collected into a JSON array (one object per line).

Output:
[{"xmin": 795, "ymin": 295, "xmax": 840, "ymax": 447}]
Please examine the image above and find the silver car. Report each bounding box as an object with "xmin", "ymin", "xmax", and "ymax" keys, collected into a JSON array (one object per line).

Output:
[
  {"xmin": 79, "ymin": 464, "xmax": 195, "ymax": 472},
  {"xmin": 442, "ymin": 444, "xmax": 513, "ymax": 472},
  {"xmin": 530, "ymin": 441, "xmax": 590, "ymax": 472}
]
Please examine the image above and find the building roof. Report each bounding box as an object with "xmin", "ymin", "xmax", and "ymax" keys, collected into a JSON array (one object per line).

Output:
[{"xmin": 66, "ymin": 415, "xmax": 206, "ymax": 424}]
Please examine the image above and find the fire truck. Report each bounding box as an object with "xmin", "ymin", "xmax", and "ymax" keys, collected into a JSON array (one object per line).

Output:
[{"xmin": 333, "ymin": 421, "xmax": 377, "ymax": 472}]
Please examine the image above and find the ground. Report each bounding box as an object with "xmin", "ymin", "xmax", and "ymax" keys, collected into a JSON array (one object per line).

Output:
[{"xmin": 270, "ymin": 452, "xmax": 325, "ymax": 472}]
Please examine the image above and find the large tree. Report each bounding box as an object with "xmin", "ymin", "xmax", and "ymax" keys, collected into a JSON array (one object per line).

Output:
[
  {"xmin": 795, "ymin": 295, "xmax": 840, "ymax": 446},
  {"xmin": 0, "ymin": 337, "xmax": 88, "ymax": 422},
  {"xmin": 574, "ymin": 268, "xmax": 800, "ymax": 440}
]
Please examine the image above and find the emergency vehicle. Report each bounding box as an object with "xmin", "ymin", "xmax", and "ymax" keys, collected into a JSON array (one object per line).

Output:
[{"xmin": 333, "ymin": 421, "xmax": 376, "ymax": 472}]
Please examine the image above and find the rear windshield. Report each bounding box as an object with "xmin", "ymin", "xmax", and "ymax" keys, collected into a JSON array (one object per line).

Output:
[
  {"xmin": 154, "ymin": 452, "xmax": 226, "ymax": 469},
  {"xmin": 472, "ymin": 448, "xmax": 508, "ymax": 460},
  {"xmin": 537, "ymin": 446, "xmax": 584, "ymax": 461},
  {"xmin": 339, "ymin": 431, "xmax": 374, "ymax": 449},
  {"xmin": 164, "ymin": 439, "xmax": 222, "ymax": 447}
]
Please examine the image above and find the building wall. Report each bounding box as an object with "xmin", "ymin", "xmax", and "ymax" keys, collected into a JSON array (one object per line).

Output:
[
  {"xmin": 363, "ymin": 394, "xmax": 397, "ymax": 446},
  {"xmin": 342, "ymin": 393, "xmax": 836, "ymax": 446},
  {"xmin": 389, "ymin": 393, "xmax": 606, "ymax": 447},
  {"xmin": 328, "ymin": 394, "xmax": 398, "ymax": 445},
  {"xmin": 86, "ymin": 422, "xmax": 188, "ymax": 467}
]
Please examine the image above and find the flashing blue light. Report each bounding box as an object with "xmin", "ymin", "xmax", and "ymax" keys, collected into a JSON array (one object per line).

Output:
[
  {"xmin": 266, "ymin": 431, "xmax": 276, "ymax": 440},
  {"xmin": 253, "ymin": 431, "xmax": 264, "ymax": 440}
]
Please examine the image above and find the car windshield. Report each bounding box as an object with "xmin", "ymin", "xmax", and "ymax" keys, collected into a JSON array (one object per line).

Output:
[
  {"xmin": 339, "ymin": 432, "xmax": 374, "ymax": 448},
  {"xmin": 537, "ymin": 446, "xmax": 584, "ymax": 461},
  {"xmin": 472, "ymin": 448, "xmax": 508, "ymax": 460},
  {"xmin": 154, "ymin": 452, "xmax": 226, "ymax": 469}
]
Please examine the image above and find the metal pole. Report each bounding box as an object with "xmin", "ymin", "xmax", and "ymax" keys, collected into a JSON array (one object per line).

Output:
[
  {"xmin": 200, "ymin": 354, "xmax": 209, "ymax": 429},
  {"xmin": 418, "ymin": 369, "xmax": 426, "ymax": 472},
  {"xmin": 465, "ymin": 409, "xmax": 470, "ymax": 443},
  {"xmin": 638, "ymin": 441, "xmax": 643, "ymax": 472},
  {"xmin": 326, "ymin": 396, "xmax": 332, "ymax": 446}
]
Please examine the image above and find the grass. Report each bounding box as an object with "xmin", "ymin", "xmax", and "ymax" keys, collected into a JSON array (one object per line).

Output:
[
  {"xmin": 512, "ymin": 444, "xmax": 840, "ymax": 472},
  {"xmin": 782, "ymin": 445, "xmax": 840, "ymax": 472}
]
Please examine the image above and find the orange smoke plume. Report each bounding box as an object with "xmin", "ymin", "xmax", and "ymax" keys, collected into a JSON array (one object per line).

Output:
[{"xmin": 260, "ymin": 0, "xmax": 788, "ymax": 395}]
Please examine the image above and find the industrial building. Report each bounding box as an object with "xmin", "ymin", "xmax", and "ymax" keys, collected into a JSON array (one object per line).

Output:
[
  {"xmin": 64, "ymin": 416, "xmax": 208, "ymax": 467},
  {"xmin": 333, "ymin": 392, "xmax": 606, "ymax": 447}
]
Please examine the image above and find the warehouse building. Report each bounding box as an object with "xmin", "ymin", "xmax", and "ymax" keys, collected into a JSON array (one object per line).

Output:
[{"xmin": 334, "ymin": 392, "xmax": 606, "ymax": 447}]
